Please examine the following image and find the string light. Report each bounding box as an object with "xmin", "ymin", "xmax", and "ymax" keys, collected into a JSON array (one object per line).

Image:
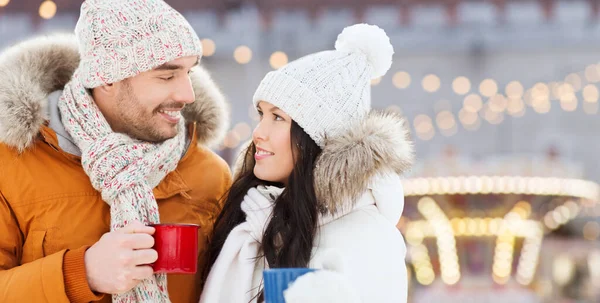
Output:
[
  {"xmin": 479, "ymin": 79, "xmax": 498, "ymax": 97},
  {"xmin": 39, "ymin": 0, "xmax": 57, "ymax": 19},
  {"xmin": 463, "ymin": 94, "xmax": 483, "ymax": 112},
  {"xmin": 453, "ymin": 76, "xmax": 471, "ymax": 95},
  {"xmin": 583, "ymin": 84, "xmax": 599, "ymax": 103},
  {"xmin": 436, "ymin": 111, "xmax": 456, "ymax": 130},
  {"xmin": 492, "ymin": 203, "xmax": 531, "ymax": 284},
  {"xmin": 234, "ymin": 46, "xmax": 252, "ymax": 64},
  {"xmin": 553, "ymin": 255, "xmax": 576, "ymax": 286},
  {"xmin": 488, "ymin": 94, "xmax": 508, "ymax": 113},
  {"xmin": 417, "ymin": 197, "xmax": 460, "ymax": 285},
  {"xmin": 543, "ymin": 201, "xmax": 581, "ymax": 230},
  {"xmin": 560, "ymin": 93, "xmax": 578, "ymax": 112},
  {"xmin": 585, "ymin": 64, "xmax": 600, "ymax": 83},
  {"xmin": 406, "ymin": 210, "xmax": 548, "ymax": 286},
  {"xmin": 507, "ymin": 97, "xmax": 526, "ymax": 117},
  {"xmin": 459, "ymin": 109, "xmax": 478, "ymax": 126},
  {"xmin": 371, "ymin": 77, "xmax": 382, "ymax": 86},
  {"xmin": 222, "ymin": 130, "xmax": 241, "ymax": 149},
  {"xmin": 505, "ymin": 81, "xmax": 524, "ymax": 98},
  {"xmin": 411, "ymin": 244, "xmax": 435, "ymax": 285},
  {"xmin": 564, "ymin": 73, "xmax": 582, "ymax": 91},
  {"xmin": 233, "ymin": 123, "xmax": 252, "ymax": 140},
  {"xmin": 269, "ymin": 51, "xmax": 288, "ymax": 69},
  {"xmin": 414, "ymin": 114, "xmax": 435, "ymax": 141},
  {"xmin": 201, "ymin": 39, "xmax": 216, "ymax": 57},
  {"xmin": 393, "ymin": 72, "xmax": 411, "ymax": 89},
  {"xmin": 422, "ymin": 74, "xmax": 441, "ymax": 93},
  {"xmin": 402, "ymin": 176, "xmax": 600, "ymax": 201},
  {"xmin": 516, "ymin": 222, "xmax": 543, "ymax": 285}
]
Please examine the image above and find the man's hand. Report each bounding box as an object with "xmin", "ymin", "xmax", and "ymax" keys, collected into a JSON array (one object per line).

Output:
[{"xmin": 84, "ymin": 221, "xmax": 158, "ymax": 294}]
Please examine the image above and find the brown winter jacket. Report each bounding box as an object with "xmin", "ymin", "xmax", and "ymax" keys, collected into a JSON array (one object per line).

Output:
[{"xmin": 0, "ymin": 35, "xmax": 232, "ymax": 303}]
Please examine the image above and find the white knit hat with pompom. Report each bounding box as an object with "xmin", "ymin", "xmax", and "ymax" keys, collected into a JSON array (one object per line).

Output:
[{"xmin": 253, "ymin": 23, "xmax": 394, "ymax": 147}]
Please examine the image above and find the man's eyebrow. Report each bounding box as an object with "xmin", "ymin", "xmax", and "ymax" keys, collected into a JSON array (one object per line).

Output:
[
  {"xmin": 154, "ymin": 59, "xmax": 199, "ymax": 71},
  {"xmin": 154, "ymin": 63, "xmax": 182, "ymax": 71}
]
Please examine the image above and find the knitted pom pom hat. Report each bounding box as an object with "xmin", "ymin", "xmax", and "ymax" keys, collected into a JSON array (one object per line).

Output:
[
  {"xmin": 75, "ymin": 0, "xmax": 203, "ymax": 88},
  {"xmin": 253, "ymin": 23, "xmax": 394, "ymax": 147}
]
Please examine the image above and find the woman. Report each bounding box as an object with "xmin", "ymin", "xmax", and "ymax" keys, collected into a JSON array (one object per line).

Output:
[{"xmin": 200, "ymin": 23, "xmax": 414, "ymax": 303}]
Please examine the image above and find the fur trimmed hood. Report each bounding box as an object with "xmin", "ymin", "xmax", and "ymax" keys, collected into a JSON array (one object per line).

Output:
[
  {"xmin": 313, "ymin": 111, "xmax": 413, "ymax": 214},
  {"xmin": 235, "ymin": 110, "xmax": 414, "ymax": 215},
  {"xmin": 0, "ymin": 34, "xmax": 229, "ymax": 152}
]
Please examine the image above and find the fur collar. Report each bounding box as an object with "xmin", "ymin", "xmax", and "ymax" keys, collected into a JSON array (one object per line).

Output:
[
  {"xmin": 313, "ymin": 111, "xmax": 413, "ymax": 214},
  {"xmin": 0, "ymin": 34, "xmax": 229, "ymax": 152}
]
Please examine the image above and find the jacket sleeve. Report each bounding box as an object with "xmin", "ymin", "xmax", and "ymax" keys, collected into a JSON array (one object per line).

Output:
[
  {"xmin": 284, "ymin": 270, "xmax": 362, "ymax": 303},
  {"xmin": 340, "ymin": 221, "xmax": 408, "ymax": 303},
  {"xmin": 0, "ymin": 191, "xmax": 103, "ymax": 302},
  {"xmin": 285, "ymin": 237, "xmax": 408, "ymax": 303}
]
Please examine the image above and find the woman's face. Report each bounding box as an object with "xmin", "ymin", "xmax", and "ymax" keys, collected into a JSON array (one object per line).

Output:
[{"xmin": 252, "ymin": 101, "xmax": 294, "ymax": 185}]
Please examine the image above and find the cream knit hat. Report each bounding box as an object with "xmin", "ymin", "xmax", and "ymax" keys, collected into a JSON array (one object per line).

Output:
[
  {"xmin": 253, "ymin": 23, "xmax": 394, "ymax": 148},
  {"xmin": 75, "ymin": 0, "xmax": 203, "ymax": 88}
]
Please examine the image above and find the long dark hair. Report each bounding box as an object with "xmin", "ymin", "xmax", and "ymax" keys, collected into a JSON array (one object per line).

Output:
[{"xmin": 202, "ymin": 121, "xmax": 322, "ymax": 300}]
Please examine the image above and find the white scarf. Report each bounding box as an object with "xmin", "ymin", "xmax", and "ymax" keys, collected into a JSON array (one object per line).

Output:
[{"xmin": 199, "ymin": 186, "xmax": 281, "ymax": 303}]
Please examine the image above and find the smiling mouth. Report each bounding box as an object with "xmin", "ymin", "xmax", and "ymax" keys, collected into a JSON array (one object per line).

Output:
[
  {"xmin": 255, "ymin": 147, "xmax": 275, "ymax": 160},
  {"xmin": 158, "ymin": 109, "xmax": 181, "ymax": 117},
  {"xmin": 256, "ymin": 149, "xmax": 274, "ymax": 156},
  {"xmin": 157, "ymin": 109, "xmax": 183, "ymax": 123}
]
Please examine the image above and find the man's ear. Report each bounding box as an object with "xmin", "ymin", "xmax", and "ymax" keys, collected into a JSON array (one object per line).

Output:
[{"xmin": 94, "ymin": 82, "xmax": 118, "ymax": 97}]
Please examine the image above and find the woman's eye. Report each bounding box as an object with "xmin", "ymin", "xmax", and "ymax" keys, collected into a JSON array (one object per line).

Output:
[{"xmin": 274, "ymin": 114, "xmax": 284, "ymax": 121}]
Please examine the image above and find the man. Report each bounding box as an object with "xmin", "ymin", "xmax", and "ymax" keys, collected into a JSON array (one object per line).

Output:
[{"xmin": 0, "ymin": 0, "xmax": 231, "ymax": 302}]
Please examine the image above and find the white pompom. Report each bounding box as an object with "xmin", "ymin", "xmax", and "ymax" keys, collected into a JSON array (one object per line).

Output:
[{"xmin": 335, "ymin": 23, "xmax": 394, "ymax": 79}]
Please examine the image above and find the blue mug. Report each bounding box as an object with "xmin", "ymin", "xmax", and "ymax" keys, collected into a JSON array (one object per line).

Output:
[{"xmin": 263, "ymin": 268, "xmax": 317, "ymax": 303}]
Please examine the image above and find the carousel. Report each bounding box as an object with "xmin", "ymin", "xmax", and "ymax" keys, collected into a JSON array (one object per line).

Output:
[{"xmin": 398, "ymin": 147, "xmax": 600, "ymax": 303}]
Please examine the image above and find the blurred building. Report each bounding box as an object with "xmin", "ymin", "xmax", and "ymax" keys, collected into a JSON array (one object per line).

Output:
[
  {"xmin": 2, "ymin": 0, "xmax": 600, "ymax": 302},
  {"xmin": 3, "ymin": 0, "xmax": 599, "ymax": 180},
  {"xmin": 401, "ymin": 148, "xmax": 600, "ymax": 302}
]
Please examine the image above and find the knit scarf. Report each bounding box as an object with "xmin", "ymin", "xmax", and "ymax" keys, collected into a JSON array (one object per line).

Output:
[{"xmin": 59, "ymin": 72, "xmax": 186, "ymax": 303}]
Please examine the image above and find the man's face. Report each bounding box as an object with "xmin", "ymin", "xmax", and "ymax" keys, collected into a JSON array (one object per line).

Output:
[{"xmin": 95, "ymin": 56, "xmax": 198, "ymax": 142}]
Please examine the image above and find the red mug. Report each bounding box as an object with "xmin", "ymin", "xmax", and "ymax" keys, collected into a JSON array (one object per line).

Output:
[{"xmin": 150, "ymin": 223, "xmax": 200, "ymax": 274}]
